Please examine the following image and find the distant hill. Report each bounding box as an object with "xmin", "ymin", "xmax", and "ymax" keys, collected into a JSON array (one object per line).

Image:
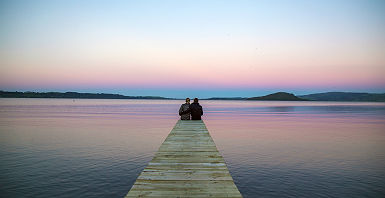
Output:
[
  {"xmin": 299, "ymin": 92, "xmax": 385, "ymax": 102},
  {"xmin": 0, "ymin": 91, "xmax": 170, "ymax": 100},
  {"xmin": 247, "ymin": 92, "xmax": 308, "ymax": 101}
]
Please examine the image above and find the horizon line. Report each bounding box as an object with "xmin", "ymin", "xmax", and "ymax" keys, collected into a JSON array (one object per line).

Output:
[{"xmin": 1, "ymin": 89, "xmax": 385, "ymax": 100}]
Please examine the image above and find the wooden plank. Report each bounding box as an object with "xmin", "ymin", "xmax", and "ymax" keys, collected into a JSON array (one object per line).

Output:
[{"xmin": 125, "ymin": 120, "xmax": 242, "ymax": 198}]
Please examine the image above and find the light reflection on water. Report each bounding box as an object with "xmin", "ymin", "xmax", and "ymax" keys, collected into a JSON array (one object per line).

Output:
[{"xmin": 0, "ymin": 98, "xmax": 384, "ymax": 198}]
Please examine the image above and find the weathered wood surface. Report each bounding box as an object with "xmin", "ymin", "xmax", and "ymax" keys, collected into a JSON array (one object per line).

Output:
[{"xmin": 125, "ymin": 120, "xmax": 242, "ymax": 198}]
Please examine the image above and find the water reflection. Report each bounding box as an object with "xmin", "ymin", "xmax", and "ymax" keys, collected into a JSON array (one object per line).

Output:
[
  {"xmin": 267, "ymin": 106, "xmax": 295, "ymax": 113},
  {"xmin": 0, "ymin": 99, "xmax": 384, "ymax": 198}
]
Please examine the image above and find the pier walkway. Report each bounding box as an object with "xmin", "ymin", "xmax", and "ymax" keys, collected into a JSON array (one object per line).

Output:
[{"xmin": 125, "ymin": 120, "xmax": 242, "ymax": 197}]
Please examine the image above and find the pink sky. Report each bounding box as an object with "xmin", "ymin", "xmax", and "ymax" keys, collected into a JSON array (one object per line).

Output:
[{"xmin": 0, "ymin": 1, "xmax": 384, "ymax": 97}]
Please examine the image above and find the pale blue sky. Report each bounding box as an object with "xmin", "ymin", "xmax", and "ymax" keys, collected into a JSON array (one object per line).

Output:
[{"xmin": 1, "ymin": 0, "xmax": 384, "ymax": 98}]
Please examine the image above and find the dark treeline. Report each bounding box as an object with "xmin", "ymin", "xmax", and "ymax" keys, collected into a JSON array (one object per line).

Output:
[
  {"xmin": 0, "ymin": 91, "xmax": 169, "ymax": 100},
  {"xmin": 1, "ymin": 91, "xmax": 384, "ymax": 101},
  {"xmin": 299, "ymin": 92, "xmax": 385, "ymax": 102}
]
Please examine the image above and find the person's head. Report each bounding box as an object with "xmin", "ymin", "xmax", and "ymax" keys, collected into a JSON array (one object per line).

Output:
[
  {"xmin": 185, "ymin": 98, "xmax": 190, "ymax": 104},
  {"xmin": 193, "ymin": 98, "xmax": 199, "ymax": 103}
]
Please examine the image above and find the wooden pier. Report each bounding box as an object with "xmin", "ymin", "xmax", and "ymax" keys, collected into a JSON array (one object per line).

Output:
[{"xmin": 125, "ymin": 120, "xmax": 242, "ymax": 198}]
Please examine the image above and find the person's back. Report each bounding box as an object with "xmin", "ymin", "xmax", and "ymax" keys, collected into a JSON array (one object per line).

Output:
[
  {"xmin": 179, "ymin": 98, "xmax": 191, "ymax": 120},
  {"xmin": 190, "ymin": 98, "xmax": 203, "ymax": 120}
]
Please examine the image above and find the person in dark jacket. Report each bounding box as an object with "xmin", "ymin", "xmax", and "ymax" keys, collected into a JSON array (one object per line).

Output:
[
  {"xmin": 179, "ymin": 98, "xmax": 191, "ymax": 120},
  {"xmin": 190, "ymin": 98, "xmax": 203, "ymax": 120}
]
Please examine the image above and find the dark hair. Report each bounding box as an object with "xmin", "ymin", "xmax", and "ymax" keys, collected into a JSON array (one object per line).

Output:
[
  {"xmin": 185, "ymin": 98, "xmax": 190, "ymax": 102},
  {"xmin": 194, "ymin": 98, "xmax": 198, "ymax": 103}
]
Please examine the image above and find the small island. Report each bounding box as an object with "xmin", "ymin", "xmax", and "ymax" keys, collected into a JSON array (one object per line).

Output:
[{"xmin": 247, "ymin": 92, "xmax": 308, "ymax": 101}]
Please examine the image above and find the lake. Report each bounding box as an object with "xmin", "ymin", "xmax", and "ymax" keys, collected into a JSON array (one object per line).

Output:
[{"xmin": 0, "ymin": 98, "xmax": 384, "ymax": 198}]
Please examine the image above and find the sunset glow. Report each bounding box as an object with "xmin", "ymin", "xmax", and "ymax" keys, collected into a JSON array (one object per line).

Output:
[{"xmin": 1, "ymin": 0, "xmax": 384, "ymax": 97}]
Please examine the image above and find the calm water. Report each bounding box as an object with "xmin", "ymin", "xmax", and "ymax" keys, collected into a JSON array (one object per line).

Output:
[{"xmin": 0, "ymin": 99, "xmax": 384, "ymax": 198}]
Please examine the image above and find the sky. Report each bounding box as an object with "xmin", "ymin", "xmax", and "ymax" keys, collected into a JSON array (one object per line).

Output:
[{"xmin": 0, "ymin": 0, "xmax": 384, "ymax": 98}]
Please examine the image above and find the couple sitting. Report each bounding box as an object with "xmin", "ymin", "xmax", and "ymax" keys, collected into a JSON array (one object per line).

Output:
[{"xmin": 179, "ymin": 98, "xmax": 203, "ymax": 120}]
